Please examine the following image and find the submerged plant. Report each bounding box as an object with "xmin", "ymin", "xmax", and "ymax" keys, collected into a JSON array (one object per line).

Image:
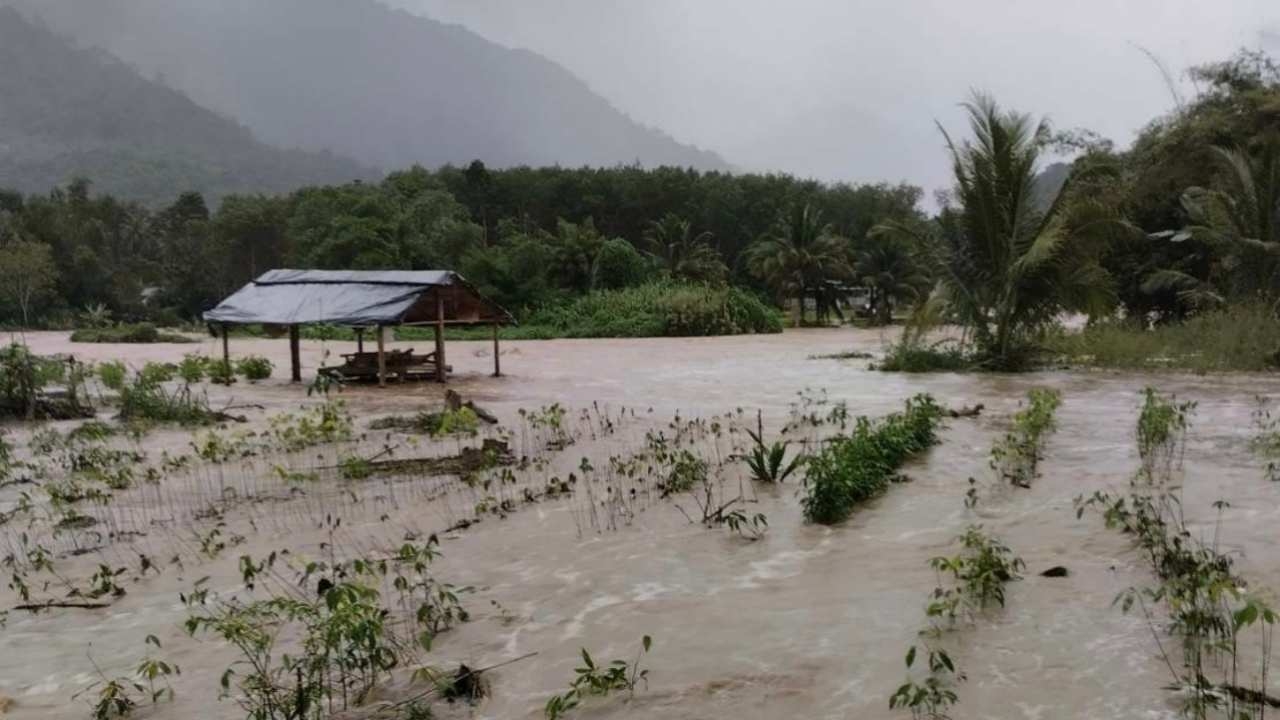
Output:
[
  {"xmin": 990, "ymin": 388, "xmax": 1063, "ymax": 488},
  {"xmin": 743, "ymin": 411, "xmax": 803, "ymax": 483},
  {"xmin": 1250, "ymin": 396, "xmax": 1280, "ymax": 481},
  {"xmin": 1078, "ymin": 388, "xmax": 1280, "ymax": 719},
  {"xmin": 802, "ymin": 394, "xmax": 943, "ymax": 524},
  {"xmin": 545, "ymin": 636, "xmax": 653, "ymax": 719},
  {"xmin": 927, "ymin": 525, "xmax": 1025, "ymax": 626},
  {"xmin": 1135, "ymin": 387, "xmax": 1194, "ymax": 484},
  {"xmin": 889, "ymin": 644, "xmax": 964, "ymax": 720}
]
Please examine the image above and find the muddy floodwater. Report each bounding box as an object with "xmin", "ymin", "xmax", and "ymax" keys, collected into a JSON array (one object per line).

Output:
[{"xmin": 3, "ymin": 328, "xmax": 1279, "ymax": 719}]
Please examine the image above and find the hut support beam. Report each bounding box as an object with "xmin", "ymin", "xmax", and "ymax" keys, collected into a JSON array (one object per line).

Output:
[
  {"xmin": 434, "ymin": 294, "xmax": 447, "ymax": 384},
  {"xmin": 376, "ymin": 325, "xmax": 386, "ymax": 387},
  {"xmin": 492, "ymin": 323, "xmax": 501, "ymax": 377},
  {"xmin": 221, "ymin": 324, "xmax": 230, "ymax": 382},
  {"xmin": 289, "ymin": 325, "xmax": 301, "ymax": 382},
  {"xmin": 356, "ymin": 327, "xmax": 364, "ymax": 353}
]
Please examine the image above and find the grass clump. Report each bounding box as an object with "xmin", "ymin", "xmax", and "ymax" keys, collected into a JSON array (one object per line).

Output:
[
  {"xmin": 1045, "ymin": 302, "xmax": 1280, "ymax": 372},
  {"xmin": 877, "ymin": 341, "xmax": 972, "ymax": 372},
  {"xmin": 70, "ymin": 322, "xmax": 195, "ymax": 344},
  {"xmin": 98, "ymin": 360, "xmax": 127, "ymax": 391},
  {"xmin": 802, "ymin": 394, "xmax": 943, "ymax": 524}
]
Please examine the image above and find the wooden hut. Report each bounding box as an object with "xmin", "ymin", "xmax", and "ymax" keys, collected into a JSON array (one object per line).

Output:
[{"xmin": 203, "ymin": 270, "xmax": 514, "ymax": 385}]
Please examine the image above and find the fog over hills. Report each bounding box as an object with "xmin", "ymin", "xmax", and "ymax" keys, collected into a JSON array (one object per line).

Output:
[
  {"xmin": 8, "ymin": 0, "xmax": 728, "ymax": 186},
  {"xmin": 0, "ymin": 6, "xmax": 375, "ymax": 203}
]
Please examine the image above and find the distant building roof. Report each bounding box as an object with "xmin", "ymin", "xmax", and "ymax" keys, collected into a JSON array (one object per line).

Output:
[{"xmin": 203, "ymin": 269, "xmax": 513, "ymax": 327}]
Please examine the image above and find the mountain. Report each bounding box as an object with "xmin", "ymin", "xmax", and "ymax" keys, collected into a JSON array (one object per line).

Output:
[
  {"xmin": 0, "ymin": 6, "xmax": 375, "ymax": 204},
  {"xmin": 1031, "ymin": 162, "xmax": 1072, "ymax": 212},
  {"xmin": 11, "ymin": 0, "xmax": 730, "ymax": 174}
]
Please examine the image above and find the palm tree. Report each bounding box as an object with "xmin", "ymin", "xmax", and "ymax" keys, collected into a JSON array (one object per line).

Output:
[
  {"xmin": 875, "ymin": 93, "xmax": 1118, "ymax": 368},
  {"xmin": 1149, "ymin": 138, "xmax": 1280, "ymax": 304},
  {"xmin": 852, "ymin": 234, "xmax": 930, "ymax": 325},
  {"xmin": 746, "ymin": 204, "xmax": 851, "ymax": 326},
  {"xmin": 643, "ymin": 213, "xmax": 727, "ymax": 285}
]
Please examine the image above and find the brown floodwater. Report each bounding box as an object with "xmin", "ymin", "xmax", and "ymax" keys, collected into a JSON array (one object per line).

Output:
[{"xmin": 2, "ymin": 328, "xmax": 1279, "ymax": 719}]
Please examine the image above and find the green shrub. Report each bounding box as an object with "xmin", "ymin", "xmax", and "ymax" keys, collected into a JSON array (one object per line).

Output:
[
  {"xmin": 177, "ymin": 354, "xmax": 207, "ymax": 384},
  {"xmin": 138, "ymin": 361, "xmax": 176, "ymax": 386},
  {"xmin": 207, "ymin": 359, "xmax": 235, "ymax": 385},
  {"xmin": 592, "ymin": 237, "xmax": 652, "ymax": 290},
  {"xmin": 802, "ymin": 394, "xmax": 943, "ymax": 524},
  {"xmin": 235, "ymin": 355, "xmax": 274, "ymax": 381},
  {"xmin": 524, "ymin": 282, "xmax": 783, "ymax": 338},
  {"xmin": 877, "ymin": 341, "xmax": 972, "ymax": 372},
  {"xmin": 0, "ymin": 343, "xmax": 92, "ymax": 419},
  {"xmin": 71, "ymin": 323, "xmax": 196, "ymax": 344},
  {"xmin": 98, "ymin": 360, "xmax": 127, "ymax": 391},
  {"xmin": 339, "ymin": 454, "xmax": 373, "ymax": 480}
]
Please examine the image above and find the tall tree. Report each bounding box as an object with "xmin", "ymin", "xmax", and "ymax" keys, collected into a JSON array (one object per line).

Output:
[
  {"xmin": 853, "ymin": 234, "xmax": 930, "ymax": 325},
  {"xmin": 878, "ymin": 94, "xmax": 1118, "ymax": 367},
  {"xmin": 0, "ymin": 239, "xmax": 58, "ymax": 327},
  {"xmin": 746, "ymin": 204, "xmax": 850, "ymax": 325},
  {"xmin": 1148, "ymin": 139, "xmax": 1280, "ymax": 306},
  {"xmin": 643, "ymin": 213, "xmax": 727, "ymax": 285}
]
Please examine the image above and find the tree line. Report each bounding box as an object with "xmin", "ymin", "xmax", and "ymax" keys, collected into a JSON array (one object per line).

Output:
[{"xmin": 0, "ymin": 164, "xmax": 924, "ymax": 327}]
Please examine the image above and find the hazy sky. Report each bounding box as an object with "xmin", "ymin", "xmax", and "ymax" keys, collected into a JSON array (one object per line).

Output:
[{"xmin": 391, "ymin": 0, "xmax": 1280, "ymax": 197}]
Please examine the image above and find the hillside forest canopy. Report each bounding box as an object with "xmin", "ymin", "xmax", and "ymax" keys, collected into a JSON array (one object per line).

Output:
[{"xmin": 0, "ymin": 49, "xmax": 1278, "ymax": 357}]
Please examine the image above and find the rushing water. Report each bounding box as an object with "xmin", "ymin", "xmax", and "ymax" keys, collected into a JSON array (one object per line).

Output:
[{"xmin": 2, "ymin": 328, "xmax": 1279, "ymax": 719}]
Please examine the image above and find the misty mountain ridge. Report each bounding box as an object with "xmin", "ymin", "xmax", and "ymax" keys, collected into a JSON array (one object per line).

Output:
[
  {"xmin": 0, "ymin": 5, "xmax": 376, "ymax": 203},
  {"xmin": 9, "ymin": 0, "xmax": 729, "ymax": 185}
]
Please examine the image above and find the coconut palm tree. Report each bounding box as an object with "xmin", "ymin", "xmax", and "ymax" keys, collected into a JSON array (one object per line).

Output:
[
  {"xmin": 852, "ymin": 234, "xmax": 931, "ymax": 325},
  {"xmin": 875, "ymin": 93, "xmax": 1118, "ymax": 368},
  {"xmin": 1148, "ymin": 138, "xmax": 1280, "ymax": 304},
  {"xmin": 643, "ymin": 213, "xmax": 727, "ymax": 285},
  {"xmin": 746, "ymin": 204, "xmax": 851, "ymax": 325}
]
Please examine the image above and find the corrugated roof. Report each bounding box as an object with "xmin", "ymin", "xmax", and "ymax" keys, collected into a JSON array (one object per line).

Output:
[
  {"xmin": 255, "ymin": 269, "xmax": 457, "ymax": 286},
  {"xmin": 203, "ymin": 269, "xmax": 512, "ymax": 326}
]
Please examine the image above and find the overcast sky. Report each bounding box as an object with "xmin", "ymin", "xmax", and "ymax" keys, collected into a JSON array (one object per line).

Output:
[{"xmin": 389, "ymin": 0, "xmax": 1280, "ymax": 197}]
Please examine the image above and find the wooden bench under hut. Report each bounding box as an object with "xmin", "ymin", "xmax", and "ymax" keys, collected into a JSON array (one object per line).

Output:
[{"xmin": 203, "ymin": 269, "xmax": 515, "ymax": 386}]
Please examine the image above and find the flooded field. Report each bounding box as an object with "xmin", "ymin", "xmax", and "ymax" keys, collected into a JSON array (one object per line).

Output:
[{"xmin": 3, "ymin": 328, "xmax": 1279, "ymax": 719}]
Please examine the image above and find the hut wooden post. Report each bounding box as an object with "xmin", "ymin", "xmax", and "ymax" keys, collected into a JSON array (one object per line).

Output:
[
  {"xmin": 356, "ymin": 327, "xmax": 365, "ymax": 353},
  {"xmin": 376, "ymin": 325, "xmax": 387, "ymax": 387},
  {"xmin": 289, "ymin": 325, "xmax": 301, "ymax": 382},
  {"xmin": 434, "ymin": 293, "xmax": 447, "ymax": 383},
  {"xmin": 492, "ymin": 323, "xmax": 501, "ymax": 377},
  {"xmin": 221, "ymin": 324, "xmax": 230, "ymax": 378}
]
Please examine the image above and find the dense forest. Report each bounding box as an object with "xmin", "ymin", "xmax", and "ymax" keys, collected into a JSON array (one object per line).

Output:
[
  {"xmin": 0, "ymin": 164, "xmax": 923, "ymax": 327},
  {"xmin": 1, "ymin": 48, "xmax": 1278, "ymax": 359}
]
